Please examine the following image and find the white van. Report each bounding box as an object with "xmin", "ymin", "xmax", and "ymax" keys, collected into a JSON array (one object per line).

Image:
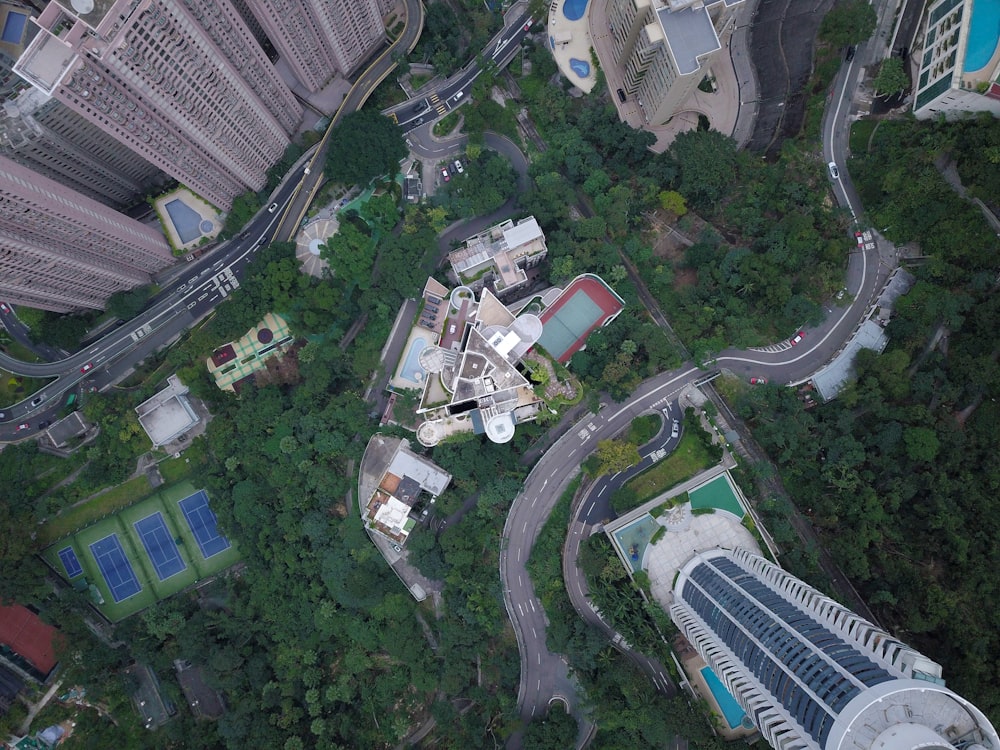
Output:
[{"xmin": 453, "ymin": 91, "xmax": 464, "ymax": 101}]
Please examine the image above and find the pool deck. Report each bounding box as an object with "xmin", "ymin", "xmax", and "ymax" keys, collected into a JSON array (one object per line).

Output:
[{"xmin": 154, "ymin": 187, "xmax": 222, "ymax": 252}]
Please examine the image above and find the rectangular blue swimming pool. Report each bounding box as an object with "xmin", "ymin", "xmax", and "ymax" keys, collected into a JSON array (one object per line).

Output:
[
  {"xmin": 700, "ymin": 666, "xmax": 747, "ymax": 729},
  {"xmin": 1, "ymin": 12, "xmax": 27, "ymax": 44}
]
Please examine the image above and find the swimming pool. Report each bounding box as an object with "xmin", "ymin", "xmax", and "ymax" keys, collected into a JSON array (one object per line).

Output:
[
  {"xmin": 400, "ymin": 337, "xmax": 428, "ymax": 386},
  {"xmin": 569, "ymin": 58, "xmax": 591, "ymax": 77},
  {"xmin": 965, "ymin": 0, "xmax": 1000, "ymax": 72},
  {"xmin": 700, "ymin": 666, "xmax": 748, "ymax": 729},
  {"xmin": 563, "ymin": 0, "xmax": 589, "ymax": 20},
  {"xmin": 1, "ymin": 11, "xmax": 27, "ymax": 44},
  {"xmin": 164, "ymin": 199, "xmax": 204, "ymax": 244}
]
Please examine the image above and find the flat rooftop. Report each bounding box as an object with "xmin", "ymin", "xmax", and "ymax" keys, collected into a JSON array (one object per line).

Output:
[{"xmin": 657, "ymin": 5, "xmax": 721, "ymax": 76}]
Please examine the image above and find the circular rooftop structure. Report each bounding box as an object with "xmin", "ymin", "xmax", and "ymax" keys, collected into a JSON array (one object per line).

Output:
[
  {"xmin": 512, "ymin": 313, "xmax": 543, "ymax": 348},
  {"xmin": 257, "ymin": 327, "xmax": 273, "ymax": 344},
  {"xmin": 295, "ymin": 218, "xmax": 337, "ymax": 278},
  {"xmin": 418, "ymin": 344, "xmax": 448, "ymax": 374},
  {"xmin": 485, "ymin": 412, "xmax": 515, "ymax": 443}
]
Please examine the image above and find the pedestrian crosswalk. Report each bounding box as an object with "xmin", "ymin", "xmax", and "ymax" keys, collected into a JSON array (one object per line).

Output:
[{"xmin": 430, "ymin": 92, "xmax": 447, "ymax": 116}]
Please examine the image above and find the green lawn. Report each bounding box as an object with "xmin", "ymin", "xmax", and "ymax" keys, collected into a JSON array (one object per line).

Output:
[
  {"xmin": 850, "ymin": 119, "xmax": 878, "ymax": 156},
  {"xmin": 40, "ymin": 475, "xmax": 152, "ymax": 545},
  {"xmin": 433, "ymin": 111, "xmax": 461, "ymax": 138},
  {"xmin": 627, "ymin": 414, "xmax": 662, "ymax": 447},
  {"xmin": 158, "ymin": 439, "xmax": 208, "ymax": 484},
  {"xmin": 0, "ymin": 371, "xmax": 52, "ymax": 409},
  {"xmin": 613, "ymin": 432, "xmax": 719, "ymax": 514}
]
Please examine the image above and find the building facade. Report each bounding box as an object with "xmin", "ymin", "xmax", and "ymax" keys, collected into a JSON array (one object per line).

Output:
[
  {"xmin": 13, "ymin": 0, "xmax": 304, "ymax": 209},
  {"xmin": 605, "ymin": 0, "xmax": 741, "ymax": 125},
  {"xmin": 0, "ymin": 153, "xmax": 173, "ymax": 312},
  {"xmin": 670, "ymin": 548, "xmax": 1000, "ymax": 750},
  {"xmin": 0, "ymin": 87, "xmax": 166, "ymax": 208},
  {"xmin": 912, "ymin": 0, "xmax": 1000, "ymax": 119},
  {"xmin": 246, "ymin": 0, "xmax": 385, "ymax": 91}
]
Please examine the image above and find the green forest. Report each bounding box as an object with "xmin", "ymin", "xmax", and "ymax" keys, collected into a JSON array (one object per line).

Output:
[{"xmin": 735, "ymin": 114, "xmax": 1000, "ymax": 720}]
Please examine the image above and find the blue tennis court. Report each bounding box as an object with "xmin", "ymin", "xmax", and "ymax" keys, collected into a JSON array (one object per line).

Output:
[
  {"xmin": 58, "ymin": 546, "xmax": 83, "ymax": 579},
  {"xmin": 179, "ymin": 490, "xmax": 231, "ymax": 559},
  {"xmin": 89, "ymin": 534, "xmax": 142, "ymax": 603},
  {"xmin": 134, "ymin": 512, "xmax": 186, "ymax": 581}
]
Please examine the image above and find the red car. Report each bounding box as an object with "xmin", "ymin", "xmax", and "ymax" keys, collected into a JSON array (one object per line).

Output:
[
  {"xmin": 790, "ymin": 331, "xmax": 805, "ymax": 346},
  {"xmin": 854, "ymin": 231, "xmax": 864, "ymax": 247},
  {"xmin": 441, "ymin": 167, "xmax": 450, "ymax": 182},
  {"xmin": 524, "ymin": 20, "xmax": 533, "ymax": 30},
  {"xmin": 749, "ymin": 377, "xmax": 767, "ymax": 385},
  {"xmin": 81, "ymin": 362, "xmax": 94, "ymax": 373},
  {"xmin": 0, "ymin": 302, "xmax": 8, "ymax": 313},
  {"xmin": 15, "ymin": 423, "xmax": 29, "ymax": 432}
]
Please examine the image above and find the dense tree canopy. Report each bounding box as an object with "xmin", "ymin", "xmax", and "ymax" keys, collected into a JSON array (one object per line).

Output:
[{"xmin": 325, "ymin": 110, "xmax": 407, "ymax": 187}]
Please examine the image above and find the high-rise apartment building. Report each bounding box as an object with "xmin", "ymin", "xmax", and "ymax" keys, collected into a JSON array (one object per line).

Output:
[
  {"xmin": 912, "ymin": 0, "xmax": 1000, "ymax": 120},
  {"xmin": 605, "ymin": 0, "xmax": 741, "ymax": 125},
  {"xmin": 0, "ymin": 87, "xmax": 166, "ymax": 208},
  {"xmin": 0, "ymin": 153, "xmax": 173, "ymax": 312},
  {"xmin": 13, "ymin": 0, "xmax": 304, "ymax": 209},
  {"xmin": 246, "ymin": 0, "xmax": 386, "ymax": 92},
  {"xmin": 670, "ymin": 548, "xmax": 1000, "ymax": 750}
]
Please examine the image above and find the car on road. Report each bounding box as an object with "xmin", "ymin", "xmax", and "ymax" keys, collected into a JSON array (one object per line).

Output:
[
  {"xmin": 453, "ymin": 91, "xmax": 464, "ymax": 101},
  {"xmin": 412, "ymin": 117, "xmax": 424, "ymax": 126},
  {"xmin": 749, "ymin": 376, "xmax": 767, "ymax": 385},
  {"xmin": 15, "ymin": 423, "xmax": 29, "ymax": 432},
  {"xmin": 524, "ymin": 20, "xmax": 532, "ymax": 30},
  {"xmin": 412, "ymin": 100, "xmax": 429, "ymax": 115},
  {"xmin": 616, "ymin": 88, "xmax": 627, "ymax": 103},
  {"xmin": 845, "ymin": 45, "xmax": 856, "ymax": 62},
  {"xmin": 30, "ymin": 395, "xmax": 43, "ymax": 407},
  {"xmin": 38, "ymin": 420, "xmax": 50, "ymax": 429},
  {"xmin": 453, "ymin": 159, "xmax": 464, "ymax": 174},
  {"xmin": 441, "ymin": 167, "xmax": 450, "ymax": 182},
  {"xmin": 0, "ymin": 411, "xmax": 5, "ymax": 419},
  {"xmin": 267, "ymin": 202, "xmax": 278, "ymax": 213},
  {"xmin": 671, "ymin": 419, "xmax": 680, "ymax": 439},
  {"xmin": 790, "ymin": 330, "xmax": 805, "ymax": 346},
  {"xmin": 855, "ymin": 231, "xmax": 864, "ymax": 246},
  {"xmin": 828, "ymin": 162, "xmax": 839, "ymax": 180},
  {"xmin": 0, "ymin": 302, "xmax": 8, "ymax": 313},
  {"xmin": 80, "ymin": 362, "xmax": 94, "ymax": 373}
]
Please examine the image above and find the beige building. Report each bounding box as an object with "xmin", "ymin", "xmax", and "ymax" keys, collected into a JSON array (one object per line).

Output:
[
  {"xmin": 605, "ymin": 0, "xmax": 741, "ymax": 125},
  {"xmin": 447, "ymin": 216, "xmax": 548, "ymax": 298}
]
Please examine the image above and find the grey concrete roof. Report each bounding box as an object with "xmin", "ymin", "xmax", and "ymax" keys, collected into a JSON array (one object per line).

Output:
[
  {"xmin": 812, "ymin": 320, "xmax": 888, "ymax": 401},
  {"xmin": 657, "ymin": 5, "xmax": 721, "ymax": 76},
  {"xmin": 387, "ymin": 446, "xmax": 452, "ymax": 497}
]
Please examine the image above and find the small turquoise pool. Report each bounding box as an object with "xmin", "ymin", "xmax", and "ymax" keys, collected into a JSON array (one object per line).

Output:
[
  {"xmin": 569, "ymin": 58, "xmax": 591, "ymax": 77},
  {"xmin": 700, "ymin": 667, "xmax": 748, "ymax": 730},
  {"xmin": 965, "ymin": 0, "xmax": 1000, "ymax": 72},
  {"xmin": 563, "ymin": 0, "xmax": 589, "ymax": 20}
]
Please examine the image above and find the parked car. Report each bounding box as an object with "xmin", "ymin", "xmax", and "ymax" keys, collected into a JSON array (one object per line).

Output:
[
  {"xmin": 0, "ymin": 302, "xmax": 8, "ymax": 313},
  {"xmin": 453, "ymin": 159, "xmax": 464, "ymax": 174},
  {"xmin": 671, "ymin": 419, "xmax": 680, "ymax": 439},
  {"xmin": 827, "ymin": 162, "xmax": 839, "ymax": 180},
  {"xmin": 81, "ymin": 362, "xmax": 94, "ymax": 373},
  {"xmin": 749, "ymin": 377, "xmax": 767, "ymax": 385},
  {"xmin": 15, "ymin": 423, "xmax": 29, "ymax": 432},
  {"xmin": 441, "ymin": 167, "xmax": 450, "ymax": 182},
  {"xmin": 616, "ymin": 88, "xmax": 627, "ymax": 103},
  {"xmin": 790, "ymin": 330, "xmax": 805, "ymax": 346}
]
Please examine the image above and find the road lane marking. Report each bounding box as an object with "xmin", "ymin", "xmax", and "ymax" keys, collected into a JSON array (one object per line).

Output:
[
  {"xmin": 597, "ymin": 485, "xmax": 606, "ymax": 497},
  {"xmin": 587, "ymin": 501, "xmax": 595, "ymax": 515}
]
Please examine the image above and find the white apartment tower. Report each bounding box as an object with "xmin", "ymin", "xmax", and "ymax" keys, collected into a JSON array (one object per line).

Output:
[
  {"xmin": 0, "ymin": 153, "xmax": 173, "ymax": 312},
  {"xmin": 13, "ymin": 0, "xmax": 304, "ymax": 209},
  {"xmin": 605, "ymin": 0, "xmax": 741, "ymax": 125},
  {"xmin": 670, "ymin": 548, "xmax": 1000, "ymax": 750}
]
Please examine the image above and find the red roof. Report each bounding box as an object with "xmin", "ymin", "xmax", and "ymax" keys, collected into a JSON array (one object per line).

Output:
[{"xmin": 0, "ymin": 604, "xmax": 62, "ymax": 676}]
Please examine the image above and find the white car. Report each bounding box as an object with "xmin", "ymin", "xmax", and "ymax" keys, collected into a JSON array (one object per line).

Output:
[
  {"xmin": 453, "ymin": 159, "xmax": 464, "ymax": 174},
  {"xmin": 827, "ymin": 162, "xmax": 839, "ymax": 180},
  {"xmin": 671, "ymin": 420, "xmax": 680, "ymax": 439}
]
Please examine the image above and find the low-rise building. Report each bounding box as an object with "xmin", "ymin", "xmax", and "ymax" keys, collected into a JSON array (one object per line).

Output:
[
  {"xmin": 135, "ymin": 375, "xmax": 199, "ymax": 448},
  {"xmin": 447, "ymin": 216, "xmax": 548, "ymax": 297},
  {"xmin": 361, "ymin": 438, "xmax": 452, "ymax": 545}
]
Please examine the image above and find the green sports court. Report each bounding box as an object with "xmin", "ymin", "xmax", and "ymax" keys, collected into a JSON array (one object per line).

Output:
[{"xmin": 41, "ymin": 481, "xmax": 240, "ymax": 621}]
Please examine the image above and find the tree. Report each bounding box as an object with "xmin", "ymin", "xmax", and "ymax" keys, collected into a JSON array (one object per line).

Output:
[
  {"xmin": 669, "ymin": 129, "xmax": 738, "ymax": 210},
  {"xmin": 325, "ymin": 110, "xmax": 406, "ymax": 187},
  {"xmin": 819, "ymin": 0, "xmax": 877, "ymax": 47},
  {"xmin": 658, "ymin": 189, "xmax": 688, "ymax": 217},
  {"xmin": 106, "ymin": 285, "xmax": 153, "ymax": 320},
  {"xmin": 591, "ymin": 439, "xmax": 641, "ymax": 476},
  {"xmin": 872, "ymin": 57, "xmax": 909, "ymax": 96}
]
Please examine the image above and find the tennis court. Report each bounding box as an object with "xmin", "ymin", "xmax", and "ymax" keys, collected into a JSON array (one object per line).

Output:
[
  {"xmin": 134, "ymin": 512, "xmax": 187, "ymax": 581},
  {"xmin": 57, "ymin": 546, "xmax": 83, "ymax": 579},
  {"xmin": 89, "ymin": 534, "xmax": 143, "ymax": 603},
  {"xmin": 179, "ymin": 490, "xmax": 232, "ymax": 559},
  {"xmin": 538, "ymin": 274, "xmax": 625, "ymax": 363}
]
